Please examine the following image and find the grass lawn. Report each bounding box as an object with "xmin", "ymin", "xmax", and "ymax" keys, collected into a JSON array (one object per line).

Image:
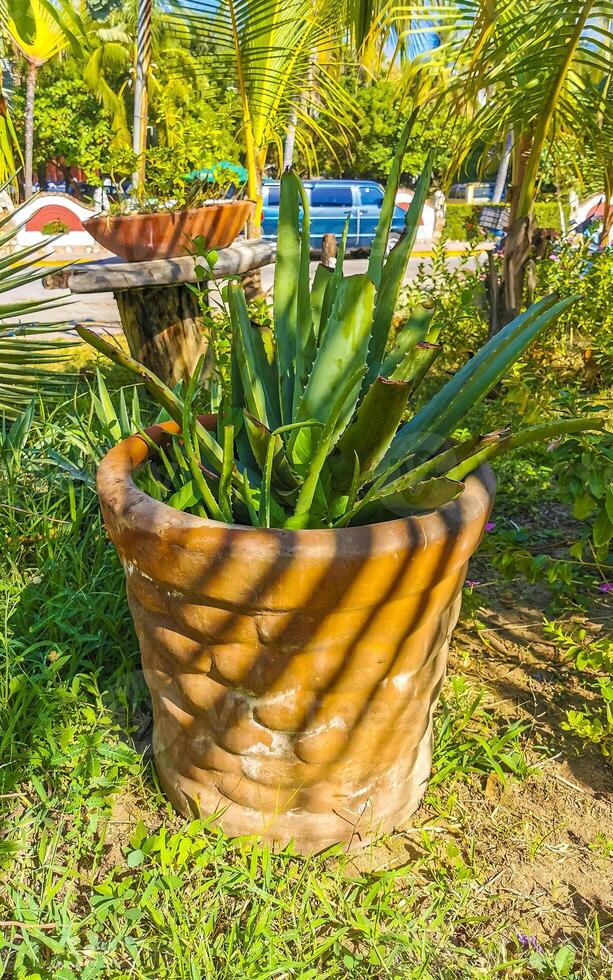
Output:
[{"xmin": 0, "ymin": 349, "xmax": 611, "ymax": 979}]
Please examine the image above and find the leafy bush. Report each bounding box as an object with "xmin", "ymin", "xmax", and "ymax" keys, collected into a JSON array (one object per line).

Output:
[
  {"xmin": 41, "ymin": 219, "xmax": 70, "ymax": 235},
  {"xmin": 445, "ymin": 202, "xmax": 570, "ymax": 240},
  {"xmin": 544, "ymin": 620, "xmax": 613, "ymax": 760}
]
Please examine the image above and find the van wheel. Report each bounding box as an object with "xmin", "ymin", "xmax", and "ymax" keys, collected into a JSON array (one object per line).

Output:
[{"xmin": 385, "ymin": 233, "xmax": 401, "ymax": 255}]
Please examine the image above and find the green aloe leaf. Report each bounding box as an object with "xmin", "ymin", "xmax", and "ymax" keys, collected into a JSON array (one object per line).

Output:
[
  {"xmin": 389, "ymin": 341, "xmax": 441, "ymax": 384},
  {"xmin": 295, "ymin": 274, "xmax": 376, "ymax": 444},
  {"xmin": 365, "ymin": 150, "xmax": 435, "ymax": 387},
  {"xmin": 288, "ymin": 366, "xmax": 366, "ymax": 529},
  {"xmin": 380, "ymin": 303, "xmax": 435, "ymax": 377},
  {"xmin": 444, "ymin": 417, "xmax": 607, "ymax": 482},
  {"xmin": 353, "ymin": 476, "xmax": 465, "ymax": 526},
  {"xmin": 332, "ymin": 376, "xmax": 412, "ymax": 491},
  {"xmin": 310, "ymin": 264, "xmax": 333, "ymax": 340},
  {"xmin": 367, "ymin": 109, "xmax": 417, "ymax": 289},
  {"xmin": 319, "ymin": 216, "xmax": 349, "ymax": 341},
  {"xmin": 292, "ymin": 174, "xmax": 316, "ymax": 416},
  {"xmin": 228, "ymin": 281, "xmax": 280, "ymax": 430},
  {"xmin": 243, "ymin": 411, "xmax": 299, "ymax": 491},
  {"xmin": 379, "ymin": 292, "xmax": 577, "ymax": 475},
  {"xmin": 273, "ymin": 170, "xmax": 300, "ymax": 423}
]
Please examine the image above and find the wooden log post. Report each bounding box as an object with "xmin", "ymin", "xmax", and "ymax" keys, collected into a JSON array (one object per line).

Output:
[
  {"xmin": 114, "ymin": 283, "xmax": 207, "ymax": 387},
  {"xmin": 43, "ymin": 240, "xmax": 276, "ymax": 385}
]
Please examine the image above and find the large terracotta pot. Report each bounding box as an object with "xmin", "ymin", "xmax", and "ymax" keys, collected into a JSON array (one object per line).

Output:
[
  {"xmin": 83, "ymin": 200, "xmax": 254, "ymax": 262},
  {"xmin": 98, "ymin": 419, "xmax": 495, "ymax": 853}
]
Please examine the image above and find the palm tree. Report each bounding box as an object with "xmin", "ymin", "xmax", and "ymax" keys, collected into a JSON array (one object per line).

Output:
[
  {"xmin": 459, "ymin": 0, "xmax": 613, "ymax": 330},
  {"xmin": 2, "ymin": 0, "xmax": 79, "ymax": 197},
  {"xmin": 165, "ymin": 0, "xmax": 356, "ymax": 237},
  {"xmin": 372, "ymin": 0, "xmax": 613, "ymax": 330},
  {"xmin": 0, "ymin": 80, "xmax": 20, "ymax": 186},
  {"xmin": 0, "ymin": 200, "xmax": 75, "ymax": 415}
]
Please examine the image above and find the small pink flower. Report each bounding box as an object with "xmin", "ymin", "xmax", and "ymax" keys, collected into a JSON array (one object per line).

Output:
[
  {"xmin": 485, "ymin": 521, "xmax": 496, "ymax": 531},
  {"xmin": 597, "ymin": 582, "xmax": 613, "ymax": 593},
  {"xmin": 465, "ymin": 580, "xmax": 481, "ymax": 588}
]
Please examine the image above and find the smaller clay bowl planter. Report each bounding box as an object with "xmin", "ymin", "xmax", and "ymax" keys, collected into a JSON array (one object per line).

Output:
[
  {"xmin": 83, "ymin": 200, "xmax": 255, "ymax": 262},
  {"xmin": 97, "ymin": 418, "xmax": 496, "ymax": 854}
]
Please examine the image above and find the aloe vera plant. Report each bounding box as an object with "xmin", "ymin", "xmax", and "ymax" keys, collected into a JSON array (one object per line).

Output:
[{"xmin": 77, "ymin": 121, "xmax": 606, "ymax": 530}]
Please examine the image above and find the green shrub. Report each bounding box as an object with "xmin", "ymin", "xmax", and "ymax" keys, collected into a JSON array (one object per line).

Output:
[
  {"xmin": 444, "ymin": 202, "xmax": 570, "ymax": 239},
  {"xmin": 41, "ymin": 219, "xmax": 70, "ymax": 235}
]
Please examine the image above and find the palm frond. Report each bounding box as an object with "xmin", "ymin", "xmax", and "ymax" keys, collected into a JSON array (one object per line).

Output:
[{"xmin": 0, "ymin": 218, "xmax": 76, "ymax": 417}]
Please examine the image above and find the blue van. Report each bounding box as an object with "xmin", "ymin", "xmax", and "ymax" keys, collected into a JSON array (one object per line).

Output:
[{"xmin": 261, "ymin": 179, "xmax": 407, "ymax": 252}]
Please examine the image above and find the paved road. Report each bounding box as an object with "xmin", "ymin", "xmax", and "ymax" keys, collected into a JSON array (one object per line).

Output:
[{"xmin": 4, "ymin": 254, "xmax": 480, "ymax": 331}]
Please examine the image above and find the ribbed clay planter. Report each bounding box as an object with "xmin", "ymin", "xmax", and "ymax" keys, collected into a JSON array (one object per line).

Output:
[
  {"xmin": 98, "ymin": 418, "xmax": 496, "ymax": 853},
  {"xmin": 83, "ymin": 200, "xmax": 254, "ymax": 262}
]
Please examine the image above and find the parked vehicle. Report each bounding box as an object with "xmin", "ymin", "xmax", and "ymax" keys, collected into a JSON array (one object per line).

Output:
[
  {"xmin": 448, "ymin": 182, "xmax": 497, "ymax": 204},
  {"xmin": 261, "ymin": 179, "xmax": 407, "ymax": 251}
]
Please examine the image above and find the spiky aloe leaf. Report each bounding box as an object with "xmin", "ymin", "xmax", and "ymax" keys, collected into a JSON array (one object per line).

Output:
[
  {"xmin": 228, "ymin": 281, "xmax": 280, "ymax": 430},
  {"xmin": 332, "ymin": 376, "xmax": 412, "ymax": 490},
  {"xmin": 394, "ymin": 429, "xmax": 508, "ymax": 489},
  {"xmin": 367, "ymin": 109, "xmax": 417, "ymax": 289},
  {"xmin": 389, "ymin": 341, "xmax": 441, "ymax": 384},
  {"xmin": 292, "ymin": 174, "xmax": 315, "ymax": 416},
  {"xmin": 378, "ymin": 292, "xmax": 577, "ymax": 476},
  {"xmin": 319, "ymin": 216, "xmax": 349, "ymax": 341},
  {"xmin": 288, "ymin": 366, "xmax": 366, "ymax": 529},
  {"xmin": 310, "ymin": 263, "xmax": 333, "ymax": 340},
  {"xmin": 353, "ymin": 476, "xmax": 465, "ymax": 526},
  {"xmin": 274, "ymin": 170, "xmax": 300, "ymax": 423},
  {"xmin": 380, "ymin": 303, "xmax": 435, "ymax": 377},
  {"xmin": 365, "ymin": 150, "xmax": 435, "ymax": 387},
  {"xmin": 243, "ymin": 411, "xmax": 299, "ymax": 491},
  {"xmin": 291, "ymin": 274, "xmax": 376, "ymax": 467},
  {"xmin": 444, "ymin": 417, "xmax": 607, "ymax": 482}
]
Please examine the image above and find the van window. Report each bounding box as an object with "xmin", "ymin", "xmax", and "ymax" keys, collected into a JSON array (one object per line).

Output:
[
  {"xmin": 266, "ymin": 185, "xmax": 280, "ymax": 206},
  {"xmin": 311, "ymin": 184, "xmax": 353, "ymax": 207},
  {"xmin": 473, "ymin": 185, "xmax": 492, "ymax": 201},
  {"xmin": 360, "ymin": 185, "xmax": 384, "ymax": 207}
]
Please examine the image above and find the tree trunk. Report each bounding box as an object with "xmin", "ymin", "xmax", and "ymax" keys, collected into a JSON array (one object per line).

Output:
[
  {"xmin": 244, "ymin": 155, "xmax": 264, "ymax": 298},
  {"xmin": 24, "ymin": 62, "xmax": 37, "ymax": 200},
  {"xmin": 599, "ymin": 164, "xmax": 613, "ymax": 248},
  {"xmin": 487, "ymin": 132, "xmax": 536, "ymax": 336},
  {"xmin": 492, "ymin": 129, "xmax": 512, "ymax": 204},
  {"xmin": 508, "ymin": 132, "xmax": 532, "ymax": 225},
  {"xmin": 283, "ymin": 106, "xmax": 298, "ymax": 170}
]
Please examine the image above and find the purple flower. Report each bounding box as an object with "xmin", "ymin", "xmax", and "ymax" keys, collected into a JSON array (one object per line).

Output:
[
  {"xmin": 485, "ymin": 521, "xmax": 496, "ymax": 531},
  {"xmin": 597, "ymin": 581, "xmax": 613, "ymax": 593},
  {"xmin": 517, "ymin": 933, "xmax": 544, "ymax": 954},
  {"xmin": 465, "ymin": 580, "xmax": 481, "ymax": 588}
]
